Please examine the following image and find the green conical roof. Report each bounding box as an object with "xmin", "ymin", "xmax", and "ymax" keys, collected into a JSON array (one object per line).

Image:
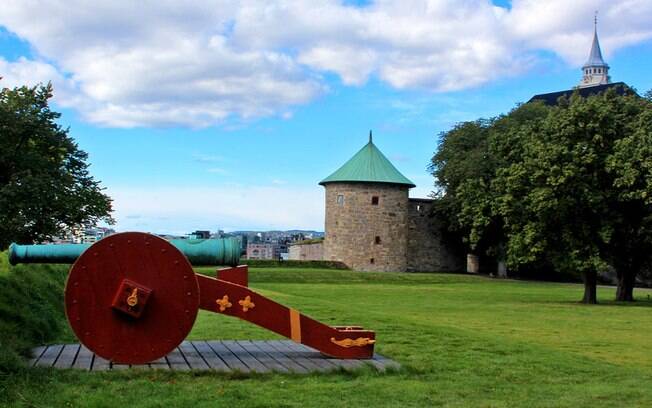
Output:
[{"xmin": 319, "ymin": 133, "xmax": 416, "ymax": 187}]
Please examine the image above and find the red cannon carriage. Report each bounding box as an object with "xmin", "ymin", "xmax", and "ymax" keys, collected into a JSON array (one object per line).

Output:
[{"xmin": 9, "ymin": 232, "xmax": 376, "ymax": 364}]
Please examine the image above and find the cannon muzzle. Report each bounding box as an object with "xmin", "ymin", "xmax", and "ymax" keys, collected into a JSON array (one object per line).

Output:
[{"xmin": 9, "ymin": 236, "xmax": 240, "ymax": 266}]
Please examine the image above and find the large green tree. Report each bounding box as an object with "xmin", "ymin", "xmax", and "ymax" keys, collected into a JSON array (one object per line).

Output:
[
  {"xmin": 0, "ymin": 83, "xmax": 113, "ymax": 248},
  {"xmin": 429, "ymin": 119, "xmax": 496, "ymax": 257},
  {"xmin": 603, "ymin": 92, "xmax": 652, "ymax": 300},
  {"xmin": 432, "ymin": 89, "xmax": 652, "ymax": 304},
  {"xmin": 430, "ymin": 103, "xmax": 549, "ymax": 264}
]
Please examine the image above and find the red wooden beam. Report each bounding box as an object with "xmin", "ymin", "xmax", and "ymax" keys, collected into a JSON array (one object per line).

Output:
[
  {"xmin": 216, "ymin": 265, "xmax": 248, "ymax": 287},
  {"xmin": 196, "ymin": 273, "xmax": 375, "ymax": 359}
]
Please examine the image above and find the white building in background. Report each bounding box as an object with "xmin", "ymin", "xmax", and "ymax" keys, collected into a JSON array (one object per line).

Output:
[{"xmin": 52, "ymin": 226, "xmax": 115, "ymax": 244}]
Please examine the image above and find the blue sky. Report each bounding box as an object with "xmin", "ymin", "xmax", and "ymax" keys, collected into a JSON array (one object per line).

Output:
[{"xmin": 1, "ymin": 1, "xmax": 651, "ymax": 234}]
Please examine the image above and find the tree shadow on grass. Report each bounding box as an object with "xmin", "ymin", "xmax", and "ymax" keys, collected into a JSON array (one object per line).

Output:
[{"xmin": 528, "ymin": 297, "xmax": 652, "ymax": 308}]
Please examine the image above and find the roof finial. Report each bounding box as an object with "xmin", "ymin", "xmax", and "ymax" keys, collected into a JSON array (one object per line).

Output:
[
  {"xmin": 369, "ymin": 130, "xmax": 373, "ymax": 143},
  {"xmin": 594, "ymin": 10, "xmax": 598, "ymax": 30}
]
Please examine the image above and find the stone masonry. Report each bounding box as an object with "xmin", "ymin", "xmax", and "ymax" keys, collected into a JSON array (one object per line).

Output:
[
  {"xmin": 323, "ymin": 182, "xmax": 409, "ymax": 272},
  {"xmin": 288, "ymin": 242, "xmax": 324, "ymax": 261},
  {"xmin": 407, "ymin": 198, "xmax": 463, "ymax": 272}
]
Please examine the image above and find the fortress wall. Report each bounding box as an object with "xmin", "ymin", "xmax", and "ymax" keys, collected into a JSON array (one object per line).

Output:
[
  {"xmin": 288, "ymin": 242, "xmax": 324, "ymax": 261},
  {"xmin": 407, "ymin": 199, "xmax": 464, "ymax": 272}
]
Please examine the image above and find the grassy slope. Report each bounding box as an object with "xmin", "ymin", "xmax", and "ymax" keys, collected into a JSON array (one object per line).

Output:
[
  {"xmin": 4, "ymin": 267, "xmax": 652, "ymax": 407},
  {"xmin": 0, "ymin": 254, "xmax": 72, "ymax": 374}
]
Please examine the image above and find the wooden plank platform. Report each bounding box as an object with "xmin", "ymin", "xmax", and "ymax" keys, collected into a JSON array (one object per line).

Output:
[{"xmin": 28, "ymin": 341, "xmax": 400, "ymax": 373}]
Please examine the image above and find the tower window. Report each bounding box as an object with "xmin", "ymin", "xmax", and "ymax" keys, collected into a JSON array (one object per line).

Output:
[
  {"xmin": 336, "ymin": 194, "xmax": 344, "ymax": 205},
  {"xmin": 416, "ymin": 204, "xmax": 422, "ymax": 212},
  {"xmin": 371, "ymin": 196, "xmax": 379, "ymax": 205},
  {"xmin": 375, "ymin": 236, "xmax": 381, "ymax": 244},
  {"xmin": 370, "ymin": 258, "xmax": 375, "ymax": 264}
]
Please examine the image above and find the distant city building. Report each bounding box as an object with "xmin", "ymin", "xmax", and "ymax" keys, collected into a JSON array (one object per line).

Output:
[
  {"xmin": 222, "ymin": 230, "xmax": 323, "ymax": 260},
  {"xmin": 210, "ymin": 230, "xmax": 225, "ymax": 239},
  {"xmin": 189, "ymin": 230, "xmax": 211, "ymax": 239},
  {"xmin": 52, "ymin": 226, "xmax": 115, "ymax": 244},
  {"xmin": 246, "ymin": 243, "xmax": 274, "ymax": 260}
]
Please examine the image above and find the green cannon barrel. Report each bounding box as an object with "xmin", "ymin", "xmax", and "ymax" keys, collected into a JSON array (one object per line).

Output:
[{"xmin": 9, "ymin": 237, "xmax": 241, "ymax": 266}]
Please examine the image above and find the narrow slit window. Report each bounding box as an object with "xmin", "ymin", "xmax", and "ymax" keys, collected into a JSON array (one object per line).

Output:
[
  {"xmin": 371, "ymin": 196, "xmax": 379, "ymax": 205},
  {"xmin": 375, "ymin": 236, "xmax": 381, "ymax": 245},
  {"xmin": 337, "ymin": 194, "xmax": 344, "ymax": 205},
  {"xmin": 370, "ymin": 258, "xmax": 375, "ymax": 264}
]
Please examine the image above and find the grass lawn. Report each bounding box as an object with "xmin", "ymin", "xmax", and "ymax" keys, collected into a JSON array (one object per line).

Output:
[{"xmin": 5, "ymin": 268, "xmax": 652, "ymax": 407}]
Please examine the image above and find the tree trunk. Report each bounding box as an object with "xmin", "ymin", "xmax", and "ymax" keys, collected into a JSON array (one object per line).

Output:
[
  {"xmin": 581, "ymin": 270, "xmax": 598, "ymax": 304},
  {"xmin": 615, "ymin": 269, "xmax": 636, "ymax": 302},
  {"xmin": 497, "ymin": 261, "xmax": 507, "ymax": 278}
]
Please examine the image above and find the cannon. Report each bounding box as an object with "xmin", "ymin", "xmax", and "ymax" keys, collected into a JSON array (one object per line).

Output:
[
  {"xmin": 10, "ymin": 237, "xmax": 241, "ymax": 266},
  {"xmin": 9, "ymin": 232, "xmax": 375, "ymax": 364}
]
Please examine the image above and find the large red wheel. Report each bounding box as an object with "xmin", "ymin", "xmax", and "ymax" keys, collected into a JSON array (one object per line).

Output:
[{"xmin": 64, "ymin": 232, "xmax": 200, "ymax": 364}]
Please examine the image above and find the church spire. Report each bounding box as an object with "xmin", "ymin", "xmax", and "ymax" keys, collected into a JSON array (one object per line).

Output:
[{"xmin": 579, "ymin": 11, "xmax": 610, "ymax": 88}]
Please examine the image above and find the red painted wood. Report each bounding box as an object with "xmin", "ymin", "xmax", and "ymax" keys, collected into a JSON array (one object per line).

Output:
[
  {"xmin": 65, "ymin": 232, "xmax": 199, "ymax": 364},
  {"xmin": 196, "ymin": 275, "xmax": 375, "ymax": 359},
  {"xmin": 216, "ymin": 265, "xmax": 248, "ymax": 287},
  {"xmin": 110, "ymin": 278, "xmax": 152, "ymax": 319}
]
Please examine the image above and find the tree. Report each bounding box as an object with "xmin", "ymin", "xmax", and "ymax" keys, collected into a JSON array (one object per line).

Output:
[
  {"xmin": 431, "ymin": 89, "xmax": 652, "ymax": 304},
  {"xmin": 495, "ymin": 90, "xmax": 652, "ymax": 303},
  {"xmin": 429, "ymin": 119, "xmax": 497, "ymax": 258},
  {"xmin": 430, "ymin": 103, "xmax": 549, "ymax": 268},
  {"xmin": 604, "ymin": 99, "xmax": 652, "ymax": 300},
  {"xmin": 0, "ymin": 83, "xmax": 113, "ymax": 248}
]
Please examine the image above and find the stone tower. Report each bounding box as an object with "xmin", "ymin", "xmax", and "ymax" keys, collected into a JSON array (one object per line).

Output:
[
  {"xmin": 579, "ymin": 14, "xmax": 610, "ymax": 88},
  {"xmin": 320, "ymin": 133, "xmax": 415, "ymax": 272}
]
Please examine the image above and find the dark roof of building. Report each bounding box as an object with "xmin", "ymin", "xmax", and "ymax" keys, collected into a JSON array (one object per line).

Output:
[
  {"xmin": 528, "ymin": 82, "xmax": 633, "ymax": 106},
  {"xmin": 319, "ymin": 132, "xmax": 416, "ymax": 187}
]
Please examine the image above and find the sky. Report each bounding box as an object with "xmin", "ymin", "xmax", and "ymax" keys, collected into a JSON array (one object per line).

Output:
[{"xmin": 1, "ymin": 1, "xmax": 652, "ymax": 234}]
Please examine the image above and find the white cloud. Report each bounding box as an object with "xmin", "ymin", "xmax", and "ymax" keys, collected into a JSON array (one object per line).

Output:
[
  {"xmin": 1, "ymin": 1, "xmax": 651, "ymax": 127},
  {"xmin": 233, "ymin": 0, "xmax": 521, "ymax": 91},
  {"xmin": 0, "ymin": 57, "xmax": 79, "ymax": 101},
  {"xmin": 109, "ymin": 184, "xmax": 324, "ymax": 233},
  {"xmin": 0, "ymin": 1, "xmax": 322, "ymax": 127},
  {"xmin": 507, "ymin": 0, "xmax": 652, "ymax": 64}
]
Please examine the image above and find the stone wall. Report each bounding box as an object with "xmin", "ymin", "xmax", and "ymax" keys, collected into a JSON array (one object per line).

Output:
[
  {"xmin": 288, "ymin": 242, "xmax": 324, "ymax": 261},
  {"xmin": 407, "ymin": 198, "xmax": 464, "ymax": 272},
  {"xmin": 323, "ymin": 182, "xmax": 409, "ymax": 272}
]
